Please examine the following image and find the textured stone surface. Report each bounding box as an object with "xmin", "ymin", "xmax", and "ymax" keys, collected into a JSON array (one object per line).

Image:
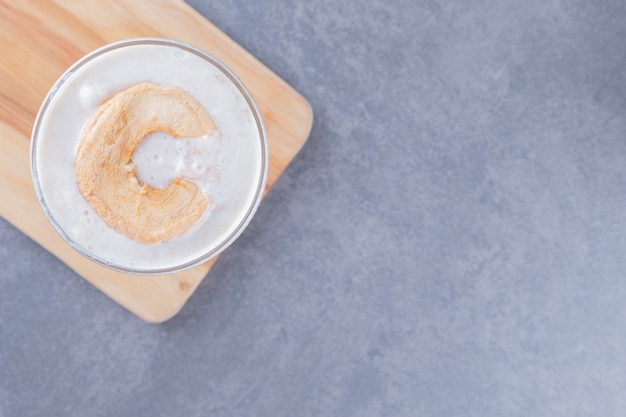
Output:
[{"xmin": 2, "ymin": 0, "xmax": 626, "ymax": 415}]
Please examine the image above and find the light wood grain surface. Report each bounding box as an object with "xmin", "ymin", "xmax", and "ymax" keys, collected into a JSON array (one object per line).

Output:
[{"xmin": 0, "ymin": 0, "xmax": 312, "ymax": 322}]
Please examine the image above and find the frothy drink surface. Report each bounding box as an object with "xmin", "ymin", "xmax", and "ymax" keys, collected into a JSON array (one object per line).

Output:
[{"xmin": 35, "ymin": 43, "xmax": 264, "ymax": 271}]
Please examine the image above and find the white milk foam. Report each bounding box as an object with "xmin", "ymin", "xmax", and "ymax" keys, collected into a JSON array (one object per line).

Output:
[
  {"xmin": 132, "ymin": 131, "xmax": 222, "ymax": 193},
  {"xmin": 36, "ymin": 44, "xmax": 263, "ymax": 271}
]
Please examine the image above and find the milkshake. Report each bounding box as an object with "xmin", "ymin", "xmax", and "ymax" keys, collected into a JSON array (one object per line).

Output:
[{"xmin": 31, "ymin": 39, "xmax": 268, "ymax": 274}]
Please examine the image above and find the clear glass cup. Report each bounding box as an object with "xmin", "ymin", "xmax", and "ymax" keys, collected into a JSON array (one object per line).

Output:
[{"xmin": 30, "ymin": 38, "xmax": 268, "ymax": 275}]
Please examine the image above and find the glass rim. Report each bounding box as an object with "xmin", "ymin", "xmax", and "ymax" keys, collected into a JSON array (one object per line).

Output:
[{"xmin": 30, "ymin": 37, "xmax": 269, "ymax": 275}]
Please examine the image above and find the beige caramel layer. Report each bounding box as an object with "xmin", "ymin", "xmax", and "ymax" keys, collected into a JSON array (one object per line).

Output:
[{"xmin": 75, "ymin": 82, "xmax": 216, "ymax": 244}]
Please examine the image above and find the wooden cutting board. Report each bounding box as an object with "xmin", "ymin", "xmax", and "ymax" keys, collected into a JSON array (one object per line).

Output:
[{"xmin": 0, "ymin": 1, "xmax": 312, "ymax": 322}]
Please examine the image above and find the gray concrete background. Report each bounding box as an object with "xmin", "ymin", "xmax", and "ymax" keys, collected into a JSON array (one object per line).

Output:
[{"xmin": 2, "ymin": 0, "xmax": 626, "ymax": 415}]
